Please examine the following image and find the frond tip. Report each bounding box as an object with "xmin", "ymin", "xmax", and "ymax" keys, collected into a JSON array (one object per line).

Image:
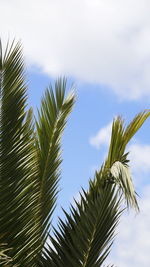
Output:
[{"xmin": 110, "ymin": 161, "xmax": 139, "ymax": 211}]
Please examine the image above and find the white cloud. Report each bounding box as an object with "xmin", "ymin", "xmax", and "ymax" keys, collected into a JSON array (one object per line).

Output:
[
  {"xmin": 89, "ymin": 121, "xmax": 112, "ymax": 149},
  {"xmin": 106, "ymin": 185, "xmax": 150, "ymax": 267},
  {"xmin": 1, "ymin": 0, "xmax": 150, "ymax": 99},
  {"xmin": 127, "ymin": 143, "xmax": 150, "ymax": 188},
  {"xmin": 129, "ymin": 143, "xmax": 150, "ymax": 173}
]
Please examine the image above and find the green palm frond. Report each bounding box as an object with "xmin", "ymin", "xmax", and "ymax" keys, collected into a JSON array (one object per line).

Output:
[
  {"xmin": 0, "ymin": 40, "xmax": 41, "ymax": 266},
  {"xmin": 39, "ymin": 184, "xmax": 122, "ymax": 267},
  {"xmin": 35, "ymin": 79, "xmax": 75, "ymax": 242},
  {"xmin": 0, "ymin": 40, "xmax": 75, "ymax": 266}
]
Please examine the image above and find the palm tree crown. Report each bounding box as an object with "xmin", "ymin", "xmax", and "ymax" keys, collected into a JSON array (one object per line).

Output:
[{"xmin": 0, "ymin": 40, "xmax": 149, "ymax": 266}]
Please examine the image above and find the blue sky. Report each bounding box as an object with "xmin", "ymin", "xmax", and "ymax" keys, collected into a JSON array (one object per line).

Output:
[{"xmin": 1, "ymin": 1, "xmax": 150, "ymax": 266}]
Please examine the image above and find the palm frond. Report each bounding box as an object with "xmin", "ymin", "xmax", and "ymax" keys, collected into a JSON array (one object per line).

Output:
[
  {"xmin": 39, "ymin": 182, "xmax": 122, "ymax": 267},
  {"xmin": 0, "ymin": 40, "xmax": 40, "ymax": 266},
  {"xmin": 35, "ymin": 78, "xmax": 75, "ymax": 243},
  {"xmin": 0, "ymin": 40, "xmax": 75, "ymax": 266},
  {"xmin": 107, "ymin": 111, "xmax": 150, "ymax": 167},
  {"xmin": 123, "ymin": 110, "xmax": 150, "ymax": 146},
  {"xmin": 107, "ymin": 116, "xmax": 125, "ymax": 166}
]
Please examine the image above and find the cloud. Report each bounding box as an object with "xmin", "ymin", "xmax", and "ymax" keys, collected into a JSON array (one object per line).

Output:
[
  {"xmin": 89, "ymin": 121, "xmax": 112, "ymax": 149},
  {"xmin": 1, "ymin": 0, "xmax": 150, "ymax": 99},
  {"xmin": 129, "ymin": 143, "xmax": 150, "ymax": 173},
  {"xmin": 127, "ymin": 143, "xmax": 150, "ymax": 188},
  {"xmin": 105, "ymin": 185, "xmax": 150, "ymax": 267}
]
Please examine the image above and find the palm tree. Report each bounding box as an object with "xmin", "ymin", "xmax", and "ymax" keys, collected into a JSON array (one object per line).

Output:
[{"xmin": 0, "ymin": 40, "xmax": 149, "ymax": 266}]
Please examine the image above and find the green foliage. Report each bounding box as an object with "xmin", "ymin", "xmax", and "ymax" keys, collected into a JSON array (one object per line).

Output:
[
  {"xmin": 39, "ymin": 186, "xmax": 122, "ymax": 267},
  {"xmin": 0, "ymin": 40, "xmax": 75, "ymax": 266},
  {"xmin": 0, "ymin": 40, "xmax": 149, "ymax": 266}
]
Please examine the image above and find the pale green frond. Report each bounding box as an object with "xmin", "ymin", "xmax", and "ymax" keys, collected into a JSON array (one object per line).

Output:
[
  {"xmin": 107, "ymin": 111, "xmax": 150, "ymax": 168},
  {"xmin": 107, "ymin": 116, "xmax": 125, "ymax": 167},
  {"xmin": 110, "ymin": 161, "xmax": 139, "ymax": 210},
  {"xmin": 123, "ymin": 110, "xmax": 150, "ymax": 147}
]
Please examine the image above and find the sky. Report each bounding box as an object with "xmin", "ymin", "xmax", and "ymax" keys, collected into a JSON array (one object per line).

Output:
[{"xmin": 1, "ymin": 0, "xmax": 150, "ymax": 266}]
